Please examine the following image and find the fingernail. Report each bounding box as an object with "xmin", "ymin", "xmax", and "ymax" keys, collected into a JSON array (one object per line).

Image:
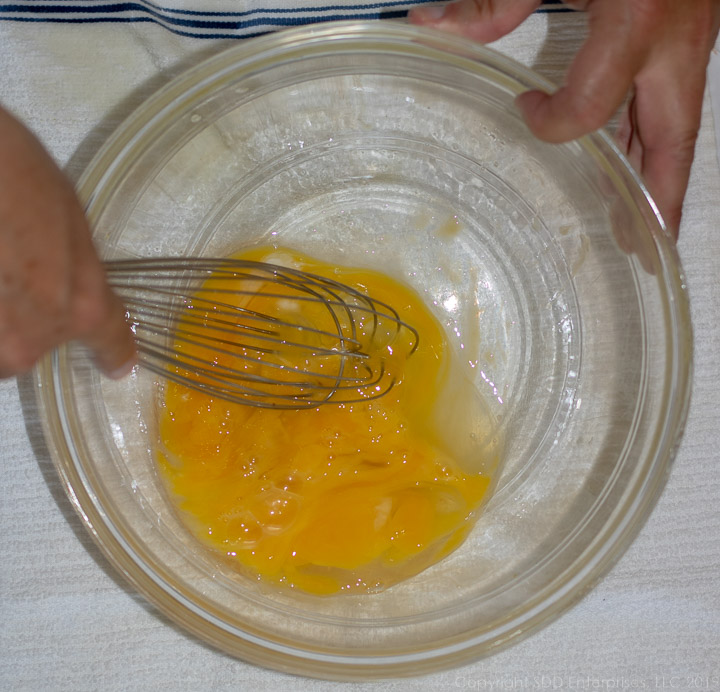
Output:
[{"xmin": 104, "ymin": 355, "xmax": 137, "ymax": 380}]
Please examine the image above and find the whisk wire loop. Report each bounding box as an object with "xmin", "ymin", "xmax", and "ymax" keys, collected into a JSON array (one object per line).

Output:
[{"xmin": 105, "ymin": 257, "xmax": 418, "ymax": 409}]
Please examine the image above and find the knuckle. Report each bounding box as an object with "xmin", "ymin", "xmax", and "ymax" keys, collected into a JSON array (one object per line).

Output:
[
  {"xmin": 657, "ymin": 129, "xmax": 699, "ymax": 166},
  {"xmin": 486, "ymin": 0, "xmax": 538, "ymax": 28},
  {"xmin": 566, "ymin": 91, "xmax": 613, "ymax": 133},
  {"xmin": 469, "ymin": 0, "xmax": 495, "ymax": 16},
  {"xmin": 674, "ymin": 128, "xmax": 700, "ymax": 154},
  {"xmin": 628, "ymin": 0, "xmax": 665, "ymax": 34}
]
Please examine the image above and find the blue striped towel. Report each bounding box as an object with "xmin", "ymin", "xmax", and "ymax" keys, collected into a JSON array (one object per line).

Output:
[{"xmin": 0, "ymin": 0, "xmax": 571, "ymax": 39}]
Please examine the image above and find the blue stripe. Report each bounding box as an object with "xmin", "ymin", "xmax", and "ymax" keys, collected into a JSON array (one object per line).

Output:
[
  {"xmin": 0, "ymin": 4, "xmax": 419, "ymax": 28},
  {"xmin": 0, "ymin": 0, "xmax": 431, "ymax": 17},
  {"xmin": 1, "ymin": 0, "xmax": 573, "ymax": 16},
  {"xmin": 0, "ymin": 1, "xmax": 572, "ymax": 38},
  {"xmin": 0, "ymin": 9, "xmax": 410, "ymax": 31},
  {"xmin": 1, "ymin": 14, "xmax": 272, "ymax": 38}
]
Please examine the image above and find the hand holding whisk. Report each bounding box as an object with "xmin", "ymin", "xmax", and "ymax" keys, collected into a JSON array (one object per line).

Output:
[{"xmin": 105, "ymin": 257, "xmax": 419, "ymax": 409}]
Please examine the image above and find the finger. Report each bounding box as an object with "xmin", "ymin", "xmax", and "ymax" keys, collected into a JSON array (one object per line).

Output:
[
  {"xmin": 630, "ymin": 67, "xmax": 705, "ymax": 239},
  {"xmin": 79, "ymin": 286, "xmax": 137, "ymax": 379},
  {"xmin": 516, "ymin": 1, "xmax": 653, "ymax": 142},
  {"xmin": 609, "ymin": 95, "xmax": 657, "ymax": 272},
  {"xmin": 409, "ymin": 0, "xmax": 541, "ymax": 43}
]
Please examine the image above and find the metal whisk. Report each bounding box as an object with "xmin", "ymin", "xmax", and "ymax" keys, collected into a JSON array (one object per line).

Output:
[{"xmin": 105, "ymin": 257, "xmax": 419, "ymax": 409}]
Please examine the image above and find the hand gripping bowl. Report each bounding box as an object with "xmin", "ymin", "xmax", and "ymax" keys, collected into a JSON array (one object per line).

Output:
[{"xmin": 35, "ymin": 22, "xmax": 692, "ymax": 679}]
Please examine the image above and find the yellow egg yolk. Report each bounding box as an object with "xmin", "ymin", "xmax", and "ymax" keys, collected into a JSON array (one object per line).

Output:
[{"xmin": 156, "ymin": 247, "xmax": 497, "ymax": 595}]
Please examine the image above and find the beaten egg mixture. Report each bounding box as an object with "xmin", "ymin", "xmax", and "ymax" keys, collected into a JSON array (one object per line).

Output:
[{"xmin": 156, "ymin": 247, "xmax": 498, "ymax": 595}]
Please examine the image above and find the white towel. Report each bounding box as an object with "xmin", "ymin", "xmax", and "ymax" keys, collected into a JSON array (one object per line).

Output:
[{"xmin": 4, "ymin": 7, "xmax": 719, "ymax": 691}]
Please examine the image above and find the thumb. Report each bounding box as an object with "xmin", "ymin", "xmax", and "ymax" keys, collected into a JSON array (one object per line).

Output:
[{"xmin": 514, "ymin": 1, "xmax": 649, "ymax": 142}]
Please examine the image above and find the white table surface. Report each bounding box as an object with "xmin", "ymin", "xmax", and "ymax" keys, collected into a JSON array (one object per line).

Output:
[{"xmin": 1, "ymin": 11, "xmax": 719, "ymax": 691}]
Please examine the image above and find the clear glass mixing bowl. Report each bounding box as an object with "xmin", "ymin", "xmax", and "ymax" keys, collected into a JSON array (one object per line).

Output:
[{"xmin": 35, "ymin": 22, "xmax": 692, "ymax": 679}]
